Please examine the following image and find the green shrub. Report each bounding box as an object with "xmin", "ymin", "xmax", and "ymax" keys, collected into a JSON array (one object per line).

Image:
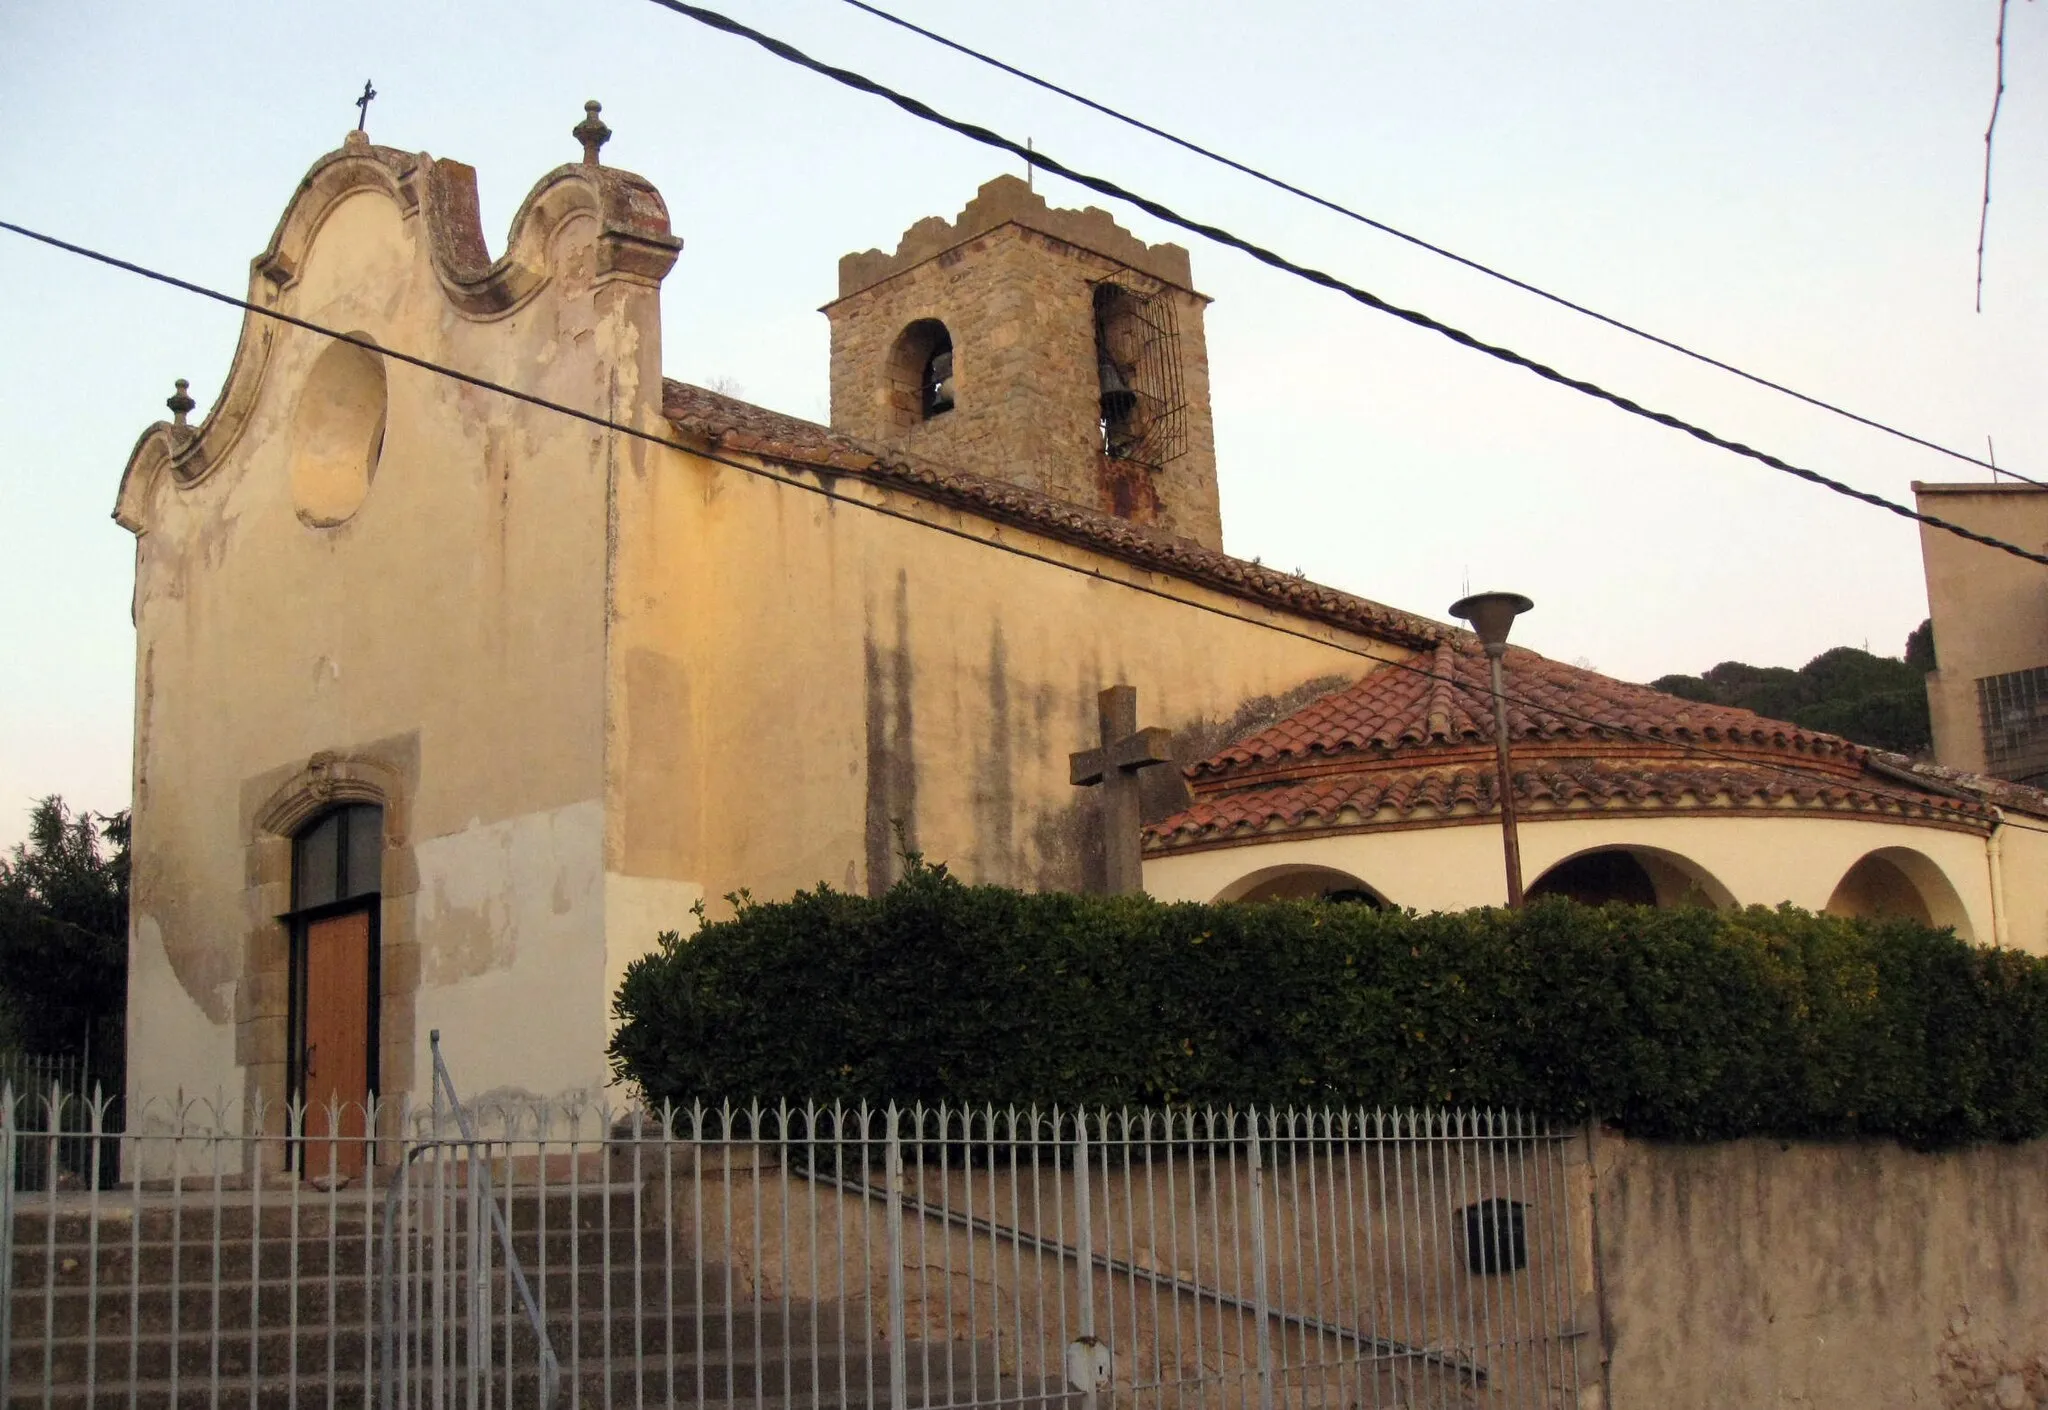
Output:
[{"xmin": 609, "ymin": 861, "xmax": 2048, "ymax": 1149}]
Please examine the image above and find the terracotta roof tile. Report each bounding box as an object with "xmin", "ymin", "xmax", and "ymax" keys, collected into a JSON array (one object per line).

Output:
[
  {"xmin": 1146, "ymin": 759, "xmax": 1982, "ymax": 850},
  {"xmin": 660, "ymin": 380, "xmax": 1444, "ymax": 650},
  {"xmin": 1192, "ymin": 640, "xmax": 1863, "ymax": 783}
]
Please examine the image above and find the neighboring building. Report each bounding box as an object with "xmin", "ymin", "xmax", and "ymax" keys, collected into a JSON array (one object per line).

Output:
[
  {"xmin": 114, "ymin": 117, "xmax": 2048, "ymax": 1133},
  {"xmin": 1914, "ymin": 479, "xmax": 2048, "ymax": 787}
]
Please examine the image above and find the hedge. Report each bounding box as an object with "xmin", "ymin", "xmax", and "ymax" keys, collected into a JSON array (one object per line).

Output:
[{"xmin": 608, "ymin": 859, "xmax": 2048, "ymax": 1149}]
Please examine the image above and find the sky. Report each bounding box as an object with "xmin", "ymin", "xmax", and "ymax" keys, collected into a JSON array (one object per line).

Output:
[{"xmin": 1, "ymin": 0, "xmax": 2044, "ymax": 847}]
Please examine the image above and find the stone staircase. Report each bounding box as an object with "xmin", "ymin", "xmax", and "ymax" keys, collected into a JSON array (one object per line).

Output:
[{"xmin": 6, "ymin": 1177, "xmax": 1040, "ymax": 1410}]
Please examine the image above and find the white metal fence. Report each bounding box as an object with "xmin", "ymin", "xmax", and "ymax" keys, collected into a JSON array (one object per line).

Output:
[{"xmin": 4, "ymin": 1071, "xmax": 1588, "ymax": 1410}]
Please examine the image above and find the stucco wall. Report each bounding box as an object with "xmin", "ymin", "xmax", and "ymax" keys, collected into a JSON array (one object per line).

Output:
[
  {"xmin": 1913, "ymin": 483, "xmax": 2048, "ymax": 777},
  {"xmin": 604, "ymin": 441, "xmax": 1386, "ymax": 923},
  {"xmin": 1589, "ymin": 1131, "xmax": 2048, "ymax": 1410},
  {"xmin": 1994, "ymin": 818, "xmax": 2048, "ymax": 954},
  {"xmin": 122, "ymin": 152, "xmax": 661, "ymax": 1112},
  {"xmin": 1142, "ymin": 810, "xmax": 2040, "ymax": 952}
]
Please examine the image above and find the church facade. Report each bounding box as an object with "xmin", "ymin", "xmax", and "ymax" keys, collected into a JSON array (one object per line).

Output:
[{"xmin": 116, "ymin": 115, "xmax": 2048, "ymax": 1127}]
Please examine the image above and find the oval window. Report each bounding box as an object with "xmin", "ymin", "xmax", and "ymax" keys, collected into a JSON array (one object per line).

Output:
[{"xmin": 290, "ymin": 340, "xmax": 387, "ymax": 526}]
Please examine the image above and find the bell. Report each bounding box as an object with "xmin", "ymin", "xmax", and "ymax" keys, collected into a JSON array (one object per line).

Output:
[
  {"xmin": 1097, "ymin": 352, "xmax": 1137, "ymax": 421},
  {"xmin": 924, "ymin": 348, "xmax": 955, "ymax": 416}
]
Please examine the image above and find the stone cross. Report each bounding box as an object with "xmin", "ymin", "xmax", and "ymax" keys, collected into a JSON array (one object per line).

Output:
[
  {"xmin": 1069, "ymin": 685, "xmax": 1173, "ymax": 896},
  {"xmin": 354, "ymin": 80, "xmax": 376, "ymax": 133}
]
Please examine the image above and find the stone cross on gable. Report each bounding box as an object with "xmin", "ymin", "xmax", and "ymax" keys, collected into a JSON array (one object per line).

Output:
[{"xmin": 1070, "ymin": 685, "xmax": 1173, "ymax": 895}]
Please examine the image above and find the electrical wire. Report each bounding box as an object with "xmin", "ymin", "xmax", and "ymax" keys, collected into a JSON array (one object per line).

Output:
[
  {"xmin": 835, "ymin": 0, "xmax": 2045, "ymax": 491},
  {"xmin": 637, "ymin": 0, "xmax": 2048, "ymax": 567},
  {"xmin": 5, "ymin": 215, "xmax": 2041, "ymax": 840}
]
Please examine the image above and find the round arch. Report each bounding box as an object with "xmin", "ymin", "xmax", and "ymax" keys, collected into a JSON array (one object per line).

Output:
[
  {"xmin": 884, "ymin": 319, "xmax": 955, "ymax": 430},
  {"xmin": 1527, "ymin": 844, "xmax": 1735, "ymax": 910},
  {"xmin": 1213, "ymin": 864, "xmax": 1390, "ymax": 908},
  {"xmin": 1825, "ymin": 847, "xmax": 1974, "ymax": 938}
]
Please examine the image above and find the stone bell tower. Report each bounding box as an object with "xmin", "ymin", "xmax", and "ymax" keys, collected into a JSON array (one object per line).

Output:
[{"xmin": 824, "ymin": 176, "xmax": 1223, "ymax": 550}]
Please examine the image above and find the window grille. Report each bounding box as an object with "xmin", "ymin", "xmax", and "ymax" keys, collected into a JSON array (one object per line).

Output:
[
  {"xmin": 1093, "ymin": 280, "xmax": 1188, "ymax": 472},
  {"xmin": 1976, "ymin": 665, "xmax": 2048, "ymax": 785}
]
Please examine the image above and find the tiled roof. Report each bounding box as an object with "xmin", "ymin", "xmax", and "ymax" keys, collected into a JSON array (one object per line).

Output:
[
  {"xmin": 1146, "ymin": 759, "xmax": 1984, "ymax": 850},
  {"xmin": 660, "ymin": 380, "xmax": 1444, "ymax": 650},
  {"xmin": 1147, "ymin": 639, "xmax": 2019, "ymax": 851},
  {"xmin": 1192, "ymin": 640, "xmax": 1863, "ymax": 784}
]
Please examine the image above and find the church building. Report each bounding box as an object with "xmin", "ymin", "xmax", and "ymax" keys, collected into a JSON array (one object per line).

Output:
[{"xmin": 115, "ymin": 112, "xmax": 2048, "ymax": 1131}]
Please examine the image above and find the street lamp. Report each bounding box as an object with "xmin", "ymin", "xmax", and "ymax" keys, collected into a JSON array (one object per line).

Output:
[{"xmin": 1449, "ymin": 591, "xmax": 1534, "ymax": 907}]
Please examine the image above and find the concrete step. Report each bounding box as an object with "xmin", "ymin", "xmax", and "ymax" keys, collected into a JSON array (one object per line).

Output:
[
  {"xmin": 9, "ymin": 1311, "xmax": 936, "ymax": 1390},
  {"xmin": 10, "ymin": 1279, "xmax": 379, "ymax": 1340},
  {"xmin": 11, "ymin": 1224, "xmax": 674, "ymax": 1287},
  {"xmin": 8, "ymin": 1184, "xmax": 651, "ymax": 1251},
  {"xmin": 7, "ymin": 1202, "xmax": 374, "ymax": 1247},
  {"xmin": 6, "ymin": 1299, "xmax": 865, "ymax": 1371},
  {"xmin": 4, "ymin": 1343, "xmax": 1050, "ymax": 1410},
  {"xmin": 7, "ymin": 1255, "xmax": 825, "ymax": 1341}
]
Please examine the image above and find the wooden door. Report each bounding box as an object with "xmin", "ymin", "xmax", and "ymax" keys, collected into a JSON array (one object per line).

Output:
[{"xmin": 302, "ymin": 909, "xmax": 373, "ymax": 1180}]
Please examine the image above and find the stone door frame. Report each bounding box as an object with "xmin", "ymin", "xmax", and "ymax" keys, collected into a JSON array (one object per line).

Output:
[{"xmin": 239, "ymin": 744, "xmax": 420, "ymax": 1166}]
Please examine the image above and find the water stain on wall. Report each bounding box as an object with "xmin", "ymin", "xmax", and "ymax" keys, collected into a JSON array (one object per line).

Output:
[
  {"xmin": 863, "ymin": 570, "xmax": 919, "ymax": 895},
  {"xmin": 970, "ymin": 623, "xmax": 1017, "ymax": 882}
]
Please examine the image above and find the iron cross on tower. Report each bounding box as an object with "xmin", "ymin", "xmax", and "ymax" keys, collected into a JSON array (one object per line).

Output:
[
  {"xmin": 354, "ymin": 80, "xmax": 376, "ymax": 133},
  {"xmin": 1070, "ymin": 685, "xmax": 1173, "ymax": 895}
]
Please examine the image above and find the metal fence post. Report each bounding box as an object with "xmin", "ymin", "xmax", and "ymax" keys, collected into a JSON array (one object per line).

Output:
[
  {"xmin": 1247, "ymin": 1111, "xmax": 1273, "ymax": 1410},
  {"xmin": 1074, "ymin": 1112, "xmax": 1098, "ymax": 1410},
  {"xmin": 1, "ymin": 1083, "xmax": 15, "ymax": 1410},
  {"xmin": 466, "ymin": 1142, "xmax": 485, "ymax": 1410},
  {"xmin": 886, "ymin": 1105, "xmax": 908, "ymax": 1410}
]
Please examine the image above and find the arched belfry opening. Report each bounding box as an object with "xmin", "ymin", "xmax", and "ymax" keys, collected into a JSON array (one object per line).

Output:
[
  {"xmin": 883, "ymin": 319, "xmax": 955, "ymax": 430},
  {"xmin": 1093, "ymin": 279, "xmax": 1187, "ymax": 470}
]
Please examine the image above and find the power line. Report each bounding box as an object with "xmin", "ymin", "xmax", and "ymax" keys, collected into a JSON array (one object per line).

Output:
[
  {"xmin": 836, "ymin": 0, "xmax": 2046, "ymax": 492},
  {"xmin": 4, "ymin": 216, "xmax": 2039, "ymax": 841},
  {"xmin": 639, "ymin": 0, "xmax": 2048, "ymax": 567}
]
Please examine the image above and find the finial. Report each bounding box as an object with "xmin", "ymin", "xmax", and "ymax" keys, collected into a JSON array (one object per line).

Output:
[
  {"xmin": 355, "ymin": 79, "xmax": 376, "ymax": 134},
  {"xmin": 574, "ymin": 100, "xmax": 611, "ymax": 167},
  {"xmin": 166, "ymin": 379, "xmax": 195, "ymax": 428}
]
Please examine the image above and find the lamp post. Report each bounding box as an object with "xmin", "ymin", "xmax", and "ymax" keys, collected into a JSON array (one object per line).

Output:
[{"xmin": 1449, "ymin": 591, "xmax": 1534, "ymax": 908}]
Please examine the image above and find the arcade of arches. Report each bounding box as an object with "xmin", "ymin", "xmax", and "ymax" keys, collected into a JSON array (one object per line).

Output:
[{"xmin": 1150, "ymin": 826, "xmax": 2013, "ymax": 946}]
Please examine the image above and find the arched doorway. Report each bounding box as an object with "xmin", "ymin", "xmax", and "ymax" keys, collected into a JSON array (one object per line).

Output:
[
  {"xmin": 1218, "ymin": 865, "xmax": 1390, "ymax": 907},
  {"xmin": 1527, "ymin": 846, "xmax": 1732, "ymax": 909},
  {"xmin": 1825, "ymin": 848, "xmax": 1972, "ymax": 936},
  {"xmin": 287, "ymin": 802, "xmax": 383, "ymax": 1178}
]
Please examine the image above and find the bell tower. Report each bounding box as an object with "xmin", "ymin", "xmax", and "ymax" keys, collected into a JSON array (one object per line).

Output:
[{"xmin": 824, "ymin": 177, "xmax": 1223, "ymax": 550}]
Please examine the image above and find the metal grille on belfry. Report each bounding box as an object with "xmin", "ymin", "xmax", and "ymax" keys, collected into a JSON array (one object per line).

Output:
[{"xmin": 1093, "ymin": 279, "xmax": 1190, "ymax": 473}]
